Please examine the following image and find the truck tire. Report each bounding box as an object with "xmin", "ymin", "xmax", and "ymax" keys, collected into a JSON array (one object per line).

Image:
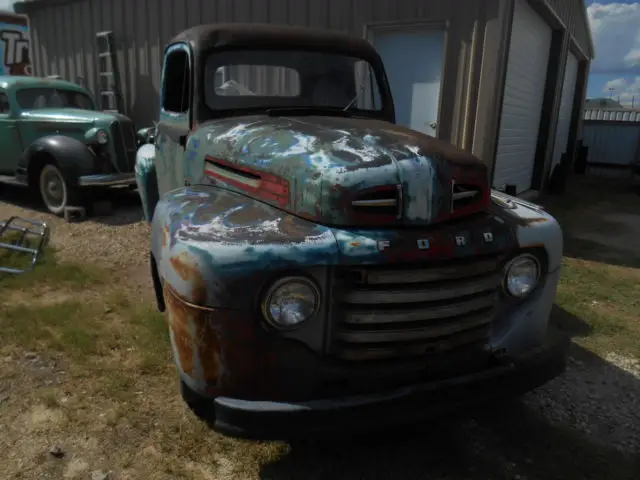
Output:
[
  {"xmin": 180, "ymin": 380, "xmax": 216, "ymax": 425},
  {"xmin": 38, "ymin": 163, "xmax": 75, "ymax": 215}
]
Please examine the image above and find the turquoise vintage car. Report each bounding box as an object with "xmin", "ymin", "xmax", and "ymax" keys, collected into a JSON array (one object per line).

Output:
[{"xmin": 0, "ymin": 76, "xmax": 137, "ymax": 214}]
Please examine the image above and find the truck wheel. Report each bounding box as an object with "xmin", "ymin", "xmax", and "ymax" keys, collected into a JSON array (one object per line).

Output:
[
  {"xmin": 38, "ymin": 163, "xmax": 72, "ymax": 215},
  {"xmin": 180, "ymin": 380, "xmax": 216, "ymax": 425}
]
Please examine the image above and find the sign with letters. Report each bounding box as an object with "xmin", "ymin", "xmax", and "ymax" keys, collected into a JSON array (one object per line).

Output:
[{"xmin": 0, "ymin": 12, "xmax": 32, "ymax": 76}]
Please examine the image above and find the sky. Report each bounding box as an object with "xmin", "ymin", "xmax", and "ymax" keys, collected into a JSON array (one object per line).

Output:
[
  {"xmin": 0, "ymin": 0, "xmax": 12, "ymax": 12},
  {"xmin": 585, "ymin": 1, "xmax": 640, "ymax": 106}
]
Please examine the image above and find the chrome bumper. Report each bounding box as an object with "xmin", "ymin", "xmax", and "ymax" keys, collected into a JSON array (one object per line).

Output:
[{"xmin": 78, "ymin": 173, "xmax": 137, "ymax": 187}]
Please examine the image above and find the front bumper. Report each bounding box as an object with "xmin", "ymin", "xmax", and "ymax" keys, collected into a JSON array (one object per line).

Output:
[
  {"xmin": 77, "ymin": 172, "xmax": 136, "ymax": 187},
  {"xmin": 208, "ymin": 325, "xmax": 570, "ymax": 440}
]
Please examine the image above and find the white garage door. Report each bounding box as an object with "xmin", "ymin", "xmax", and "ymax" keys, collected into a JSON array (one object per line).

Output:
[
  {"xmin": 494, "ymin": 0, "xmax": 553, "ymax": 194},
  {"xmin": 551, "ymin": 52, "xmax": 579, "ymax": 170}
]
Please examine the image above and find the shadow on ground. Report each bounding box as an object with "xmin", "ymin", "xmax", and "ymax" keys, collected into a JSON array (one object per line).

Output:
[
  {"xmin": 257, "ymin": 307, "xmax": 639, "ymax": 480},
  {"xmin": 0, "ymin": 183, "xmax": 144, "ymax": 226},
  {"xmin": 542, "ymin": 177, "xmax": 640, "ymax": 270},
  {"xmin": 259, "ymin": 346, "xmax": 639, "ymax": 480}
]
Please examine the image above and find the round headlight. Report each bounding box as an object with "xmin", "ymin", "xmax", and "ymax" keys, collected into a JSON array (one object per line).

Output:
[
  {"xmin": 96, "ymin": 129, "xmax": 108, "ymax": 145},
  {"xmin": 262, "ymin": 277, "xmax": 319, "ymax": 329},
  {"xmin": 504, "ymin": 254, "xmax": 540, "ymax": 298}
]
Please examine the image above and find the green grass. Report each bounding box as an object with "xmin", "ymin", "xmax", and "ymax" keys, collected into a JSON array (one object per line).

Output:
[
  {"xmin": 0, "ymin": 238, "xmax": 106, "ymax": 291},
  {"xmin": 540, "ymin": 177, "xmax": 640, "ymax": 360},
  {"xmin": 556, "ymin": 257, "xmax": 640, "ymax": 359},
  {"xmin": 0, "ymin": 301, "xmax": 103, "ymax": 357}
]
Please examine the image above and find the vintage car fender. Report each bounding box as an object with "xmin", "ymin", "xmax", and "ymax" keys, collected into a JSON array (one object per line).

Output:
[
  {"xmin": 17, "ymin": 135, "xmax": 96, "ymax": 187},
  {"xmin": 134, "ymin": 143, "xmax": 159, "ymax": 222},
  {"xmin": 150, "ymin": 184, "xmax": 339, "ymax": 309}
]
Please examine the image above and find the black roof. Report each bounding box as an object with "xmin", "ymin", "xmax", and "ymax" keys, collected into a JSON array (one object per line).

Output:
[{"xmin": 169, "ymin": 23, "xmax": 380, "ymax": 60}]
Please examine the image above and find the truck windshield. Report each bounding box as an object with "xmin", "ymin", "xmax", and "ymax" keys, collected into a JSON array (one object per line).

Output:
[
  {"xmin": 16, "ymin": 88, "xmax": 95, "ymax": 111},
  {"xmin": 204, "ymin": 49, "xmax": 383, "ymax": 114}
]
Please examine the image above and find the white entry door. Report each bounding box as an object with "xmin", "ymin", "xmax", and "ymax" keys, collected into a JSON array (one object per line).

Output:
[
  {"xmin": 372, "ymin": 27, "xmax": 445, "ymax": 137},
  {"xmin": 494, "ymin": 0, "xmax": 553, "ymax": 193},
  {"xmin": 551, "ymin": 52, "xmax": 579, "ymax": 169}
]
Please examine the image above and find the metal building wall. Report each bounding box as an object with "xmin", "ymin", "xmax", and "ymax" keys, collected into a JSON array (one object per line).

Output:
[
  {"xmin": 545, "ymin": 0, "xmax": 594, "ymax": 59},
  {"xmin": 15, "ymin": 0, "xmax": 487, "ymax": 141},
  {"xmin": 582, "ymin": 122, "xmax": 640, "ymax": 167},
  {"xmin": 14, "ymin": 0, "xmax": 593, "ymax": 181}
]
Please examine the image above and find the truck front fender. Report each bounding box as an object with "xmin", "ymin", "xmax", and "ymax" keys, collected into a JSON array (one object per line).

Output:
[
  {"xmin": 150, "ymin": 185, "xmax": 340, "ymax": 310},
  {"xmin": 135, "ymin": 144, "xmax": 159, "ymax": 222},
  {"xmin": 18, "ymin": 135, "xmax": 94, "ymax": 187}
]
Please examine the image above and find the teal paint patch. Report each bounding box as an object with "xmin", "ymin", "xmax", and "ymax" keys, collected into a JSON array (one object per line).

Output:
[{"xmin": 135, "ymin": 144, "xmax": 159, "ymax": 222}]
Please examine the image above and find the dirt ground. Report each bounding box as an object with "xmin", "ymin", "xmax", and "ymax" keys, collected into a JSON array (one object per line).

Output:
[{"xmin": 1, "ymin": 178, "xmax": 640, "ymax": 480}]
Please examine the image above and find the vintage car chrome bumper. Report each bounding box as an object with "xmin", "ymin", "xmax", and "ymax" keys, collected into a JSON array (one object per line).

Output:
[
  {"xmin": 207, "ymin": 325, "xmax": 569, "ymax": 440},
  {"xmin": 78, "ymin": 172, "xmax": 137, "ymax": 187}
]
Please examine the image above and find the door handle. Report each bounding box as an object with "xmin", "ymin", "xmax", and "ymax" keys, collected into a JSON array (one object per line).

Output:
[{"xmin": 429, "ymin": 121, "xmax": 438, "ymax": 130}]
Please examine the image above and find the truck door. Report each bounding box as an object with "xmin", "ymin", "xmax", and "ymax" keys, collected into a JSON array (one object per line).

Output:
[{"xmin": 155, "ymin": 43, "xmax": 192, "ymax": 197}]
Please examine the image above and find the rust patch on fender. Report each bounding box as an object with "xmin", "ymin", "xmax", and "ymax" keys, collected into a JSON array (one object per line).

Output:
[
  {"xmin": 164, "ymin": 284, "xmax": 223, "ymax": 386},
  {"xmin": 169, "ymin": 251, "xmax": 207, "ymax": 304},
  {"xmin": 162, "ymin": 225, "xmax": 170, "ymax": 248},
  {"xmin": 164, "ymin": 283, "xmax": 196, "ymax": 376}
]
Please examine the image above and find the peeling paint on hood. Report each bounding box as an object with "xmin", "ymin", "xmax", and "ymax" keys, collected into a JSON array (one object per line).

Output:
[{"xmin": 183, "ymin": 115, "xmax": 489, "ymax": 227}]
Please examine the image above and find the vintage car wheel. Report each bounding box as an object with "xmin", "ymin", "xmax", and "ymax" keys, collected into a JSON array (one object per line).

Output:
[
  {"xmin": 38, "ymin": 163, "xmax": 70, "ymax": 215},
  {"xmin": 180, "ymin": 380, "xmax": 216, "ymax": 425}
]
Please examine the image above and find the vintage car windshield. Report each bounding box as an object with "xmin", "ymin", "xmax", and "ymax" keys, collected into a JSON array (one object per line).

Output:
[
  {"xmin": 204, "ymin": 49, "xmax": 383, "ymax": 114},
  {"xmin": 16, "ymin": 88, "xmax": 95, "ymax": 111}
]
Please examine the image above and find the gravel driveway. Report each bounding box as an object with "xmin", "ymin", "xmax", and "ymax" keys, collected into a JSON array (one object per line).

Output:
[
  {"xmin": 1, "ymin": 181, "xmax": 639, "ymax": 479},
  {"xmin": 0, "ymin": 184, "xmax": 150, "ymax": 270}
]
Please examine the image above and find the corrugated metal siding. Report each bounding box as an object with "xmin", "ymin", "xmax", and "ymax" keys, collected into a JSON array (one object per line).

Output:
[
  {"xmin": 20, "ymin": 0, "xmax": 463, "ymax": 128},
  {"xmin": 582, "ymin": 123, "xmax": 640, "ymax": 166},
  {"xmin": 584, "ymin": 108, "xmax": 640, "ymax": 123},
  {"xmin": 545, "ymin": 0, "xmax": 593, "ymax": 58}
]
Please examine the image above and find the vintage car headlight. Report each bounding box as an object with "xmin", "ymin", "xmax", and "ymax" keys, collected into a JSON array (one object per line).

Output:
[
  {"xmin": 503, "ymin": 254, "xmax": 541, "ymax": 298},
  {"xmin": 96, "ymin": 129, "xmax": 109, "ymax": 145},
  {"xmin": 262, "ymin": 277, "xmax": 319, "ymax": 329}
]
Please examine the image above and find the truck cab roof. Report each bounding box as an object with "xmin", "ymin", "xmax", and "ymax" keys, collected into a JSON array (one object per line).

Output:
[{"xmin": 169, "ymin": 22, "xmax": 381, "ymax": 62}]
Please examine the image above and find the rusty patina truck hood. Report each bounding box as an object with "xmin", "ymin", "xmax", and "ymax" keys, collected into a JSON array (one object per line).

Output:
[{"xmin": 184, "ymin": 115, "xmax": 489, "ymax": 227}]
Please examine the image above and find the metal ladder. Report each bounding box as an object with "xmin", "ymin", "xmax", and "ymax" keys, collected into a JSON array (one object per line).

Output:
[
  {"xmin": 96, "ymin": 30, "xmax": 122, "ymax": 114},
  {"xmin": 0, "ymin": 217, "xmax": 50, "ymax": 275}
]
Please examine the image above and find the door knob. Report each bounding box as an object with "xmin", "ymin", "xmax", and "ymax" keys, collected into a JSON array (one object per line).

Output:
[{"xmin": 429, "ymin": 121, "xmax": 438, "ymax": 129}]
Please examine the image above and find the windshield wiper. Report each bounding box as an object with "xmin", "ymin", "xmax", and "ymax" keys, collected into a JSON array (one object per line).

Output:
[
  {"xmin": 343, "ymin": 85, "xmax": 366, "ymax": 111},
  {"xmin": 343, "ymin": 94, "xmax": 358, "ymax": 112}
]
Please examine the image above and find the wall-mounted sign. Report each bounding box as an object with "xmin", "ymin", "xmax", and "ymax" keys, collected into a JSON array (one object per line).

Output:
[{"xmin": 0, "ymin": 12, "xmax": 31, "ymax": 76}]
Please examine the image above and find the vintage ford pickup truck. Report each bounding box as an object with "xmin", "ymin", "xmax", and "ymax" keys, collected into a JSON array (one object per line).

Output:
[
  {"xmin": 135, "ymin": 24, "xmax": 568, "ymax": 440},
  {"xmin": 0, "ymin": 76, "xmax": 137, "ymax": 214}
]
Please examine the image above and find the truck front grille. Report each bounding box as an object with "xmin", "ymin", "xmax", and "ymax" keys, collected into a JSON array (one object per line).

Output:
[
  {"xmin": 109, "ymin": 120, "xmax": 137, "ymax": 172},
  {"xmin": 330, "ymin": 256, "xmax": 503, "ymax": 361}
]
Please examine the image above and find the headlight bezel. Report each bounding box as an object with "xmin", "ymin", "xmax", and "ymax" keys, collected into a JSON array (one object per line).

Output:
[
  {"xmin": 96, "ymin": 129, "xmax": 109, "ymax": 145},
  {"xmin": 502, "ymin": 253, "xmax": 542, "ymax": 299},
  {"xmin": 260, "ymin": 275, "xmax": 321, "ymax": 331}
]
